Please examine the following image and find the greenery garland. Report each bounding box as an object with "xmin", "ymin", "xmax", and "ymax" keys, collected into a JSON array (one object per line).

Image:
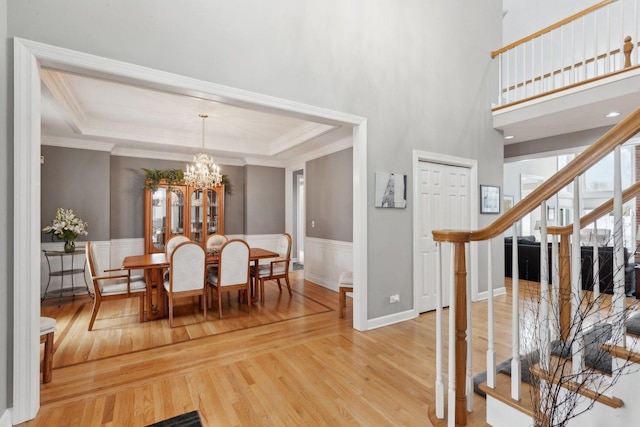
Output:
[{"xmin": 142, "ymin": 168, "xmax": 232, "ymax": 194}]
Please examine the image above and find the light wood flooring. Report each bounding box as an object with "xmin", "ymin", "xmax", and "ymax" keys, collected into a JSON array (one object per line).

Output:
[{"xmin": 26, "ymin": 273, "xmax": 539, "ymax": 426}]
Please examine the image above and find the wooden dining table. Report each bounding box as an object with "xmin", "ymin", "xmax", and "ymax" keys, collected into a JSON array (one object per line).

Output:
[{"xmin": 121, "ymin": 247, "xmax": 279, "ymax": 320}]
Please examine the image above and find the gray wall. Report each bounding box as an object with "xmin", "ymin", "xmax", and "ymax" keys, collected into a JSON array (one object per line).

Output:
[
  {"xmin": 1, "ymin": 0, "xmax": 9, "ymax": 416},
  {"xmin": 504, "ymin": 126, "xmax": 608, "ymax": 160},
  {"xmin": 6, "ymin": 0, "xmax": 504, "ymax": 387},
  {"xmin": 306, "ymin": 148, "xmax": 353, "ymax": 242},
  {"xmin": 41, "ymin": 146, "xmax": 110, "ymax": 242},
  {"xmin": 244, "ymin": 165, "xmax": 285, "ymax": 235}
]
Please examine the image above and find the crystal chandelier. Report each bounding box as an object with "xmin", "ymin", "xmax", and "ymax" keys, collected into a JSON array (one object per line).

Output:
[{"xmin": 184, "ymin": 114, "xmax": 223, "ymax": 189}]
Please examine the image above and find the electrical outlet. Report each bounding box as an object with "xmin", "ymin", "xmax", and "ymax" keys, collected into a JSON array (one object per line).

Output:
[{"xmin": 390, "ymin": 294, "xmax": 400, "ymax": 304}]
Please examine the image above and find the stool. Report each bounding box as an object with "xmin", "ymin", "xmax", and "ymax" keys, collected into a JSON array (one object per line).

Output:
[
  {"xmin": 338, "ymin": 272, "xmax": 353, "ymax": 318},
  {"xmin": 40, "ymin": 317, "xmax": 57, "ymax": 383}
]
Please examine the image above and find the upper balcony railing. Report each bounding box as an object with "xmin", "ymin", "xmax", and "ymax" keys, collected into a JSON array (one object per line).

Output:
[{"xmin": 492, "ymin": 0, "xmax": 640, "ymax": 108}]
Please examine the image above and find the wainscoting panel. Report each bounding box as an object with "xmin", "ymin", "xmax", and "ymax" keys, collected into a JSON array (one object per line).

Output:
[{"xmin": 305, "ymin": 237, "xmax": 353, "ymax": 291}]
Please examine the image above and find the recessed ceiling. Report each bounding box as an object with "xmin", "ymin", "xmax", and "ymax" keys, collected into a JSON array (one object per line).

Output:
[{"xmin": 40, "ymin": 68, "xmax": 346, "ymax": 166}]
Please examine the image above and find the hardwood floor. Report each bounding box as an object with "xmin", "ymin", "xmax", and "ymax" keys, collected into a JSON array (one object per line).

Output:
[{"xmin": 27, "ymin": 272, "xmax": 529, "ymax": 426}]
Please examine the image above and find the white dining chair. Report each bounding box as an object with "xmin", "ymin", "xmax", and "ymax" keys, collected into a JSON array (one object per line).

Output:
[
  {"xmin": 163, "ymin": 240, "xmax": 207, "ymax": 327},
  {"xmin": 207, "ymin": 239, "xmax": 251, "ymax": 319},
  {"xmin": 86, "ymin": 241, "xmax": 147, "ymax": 331}
]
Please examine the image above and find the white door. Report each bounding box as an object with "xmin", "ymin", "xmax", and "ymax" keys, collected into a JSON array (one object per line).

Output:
[{"xmin": 417, "ymin": 161, "xmax": 471, "ymax": 312}]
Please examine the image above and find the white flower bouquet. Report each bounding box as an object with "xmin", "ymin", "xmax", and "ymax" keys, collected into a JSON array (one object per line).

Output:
[{"xmin": 42, "ymin": 208, "xmax": 89, "ymax": 243}]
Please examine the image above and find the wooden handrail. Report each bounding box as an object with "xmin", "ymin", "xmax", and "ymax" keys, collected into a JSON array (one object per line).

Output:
[
  {"xmin": 433, "ymin": 106, "xmax": 640, "ymax": 244},
  {"xmin": 547, "ymin": 180, "xmax": 640, "ymax": 236},
  {"xmin": 491, "ymin": 0, "xmax": 616, "ymax": 58}
]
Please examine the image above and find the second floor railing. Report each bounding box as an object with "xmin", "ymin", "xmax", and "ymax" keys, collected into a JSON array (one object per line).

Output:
[{"xmin": 493, "ymin": 0, "xmax": 640, "ymax": 108}]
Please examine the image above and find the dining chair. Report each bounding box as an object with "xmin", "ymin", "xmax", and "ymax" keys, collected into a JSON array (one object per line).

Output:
[
  {"xmin": 40, "ymin": 316, "xmax": 57, "ymax": 383},
  {"xmin": 207, "ymin": 239, "xmax": 251, "ymax": 319},
  {"xmin": 164, "ymin": 235, "xmax": 190, "ymax": 280},
  {"xmin": 252, "ymin": 233, "xmax": 292, "ymax": 303},
  {"xmin": 205, "ymin": 233, "xmax": 228, "ymax": 254},
  {"xmin": 86, "ymin": 241, "xmax": 146, "ymax": 331},
  {"xmin": 163, "ymin": 240, "xmax": 207, "ymax": 327},
  {"xmin": 338, "ymin": 271, "xmax": 353, "ymax": 318}
]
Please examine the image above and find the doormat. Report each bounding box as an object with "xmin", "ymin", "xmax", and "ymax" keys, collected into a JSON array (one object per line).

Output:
[
  {"xmin": 146, "ymin": 410, "xmax": 202, "ymax": 427},
  {"xmin": 293, "ymin": 262, "xmax": 304, "ymax": 271}
]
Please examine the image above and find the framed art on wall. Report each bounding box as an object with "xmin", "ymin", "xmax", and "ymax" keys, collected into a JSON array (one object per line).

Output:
[
  {"xmin": 374, "ymin": 172, "xmax": 407, "ymax": 208},
  {"xmin": 480, "ymin": 185, "xmax": 500, "ymax": 214}
]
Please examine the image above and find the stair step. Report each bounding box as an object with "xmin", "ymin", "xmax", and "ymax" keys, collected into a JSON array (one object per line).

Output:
[
  {"xmin": 478, "ymin": 372, "xmax": 534, "ymax": 418},
  {"xmin": 531, "ymin": 356, "xmax": 624, "ymax": 409}
]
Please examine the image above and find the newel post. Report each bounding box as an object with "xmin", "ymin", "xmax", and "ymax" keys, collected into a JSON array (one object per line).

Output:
[
  {"xmin": 433, "ymin": 230, "xmax": 471, "ymax": 426},
  {"xmin": 558, "ymin": 233, "xmax": 572, "ymax": 340}
]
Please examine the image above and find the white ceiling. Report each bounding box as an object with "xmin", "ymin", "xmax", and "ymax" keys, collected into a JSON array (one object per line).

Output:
[
  {"xmin": 41, "ymin": 64, "xmax": 640, "ymax": 163},
  {"xmin": 40, "ymin": 68, "xmax": 347, "ymax": 167}
]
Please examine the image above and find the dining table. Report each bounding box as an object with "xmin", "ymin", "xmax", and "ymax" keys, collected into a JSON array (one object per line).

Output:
[{"xmin": 121, "ymin": 247, "xmax": 279, "ymax": 320}]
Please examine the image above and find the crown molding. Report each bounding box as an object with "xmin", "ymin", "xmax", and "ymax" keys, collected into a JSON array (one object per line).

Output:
[{"xmin": 41, "ymin": 136, "xmax": 115, "ymax": 152}]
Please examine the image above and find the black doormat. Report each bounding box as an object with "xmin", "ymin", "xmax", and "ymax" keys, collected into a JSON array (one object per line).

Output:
[{"xmin": 146, "ymin": 410, "xmax": 202, "ymax": 427}]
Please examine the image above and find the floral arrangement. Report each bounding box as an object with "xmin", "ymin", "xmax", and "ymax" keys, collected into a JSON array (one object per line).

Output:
[{"xmin": 42, "ymin": 208, "xmax": 89, "ymax": 243}]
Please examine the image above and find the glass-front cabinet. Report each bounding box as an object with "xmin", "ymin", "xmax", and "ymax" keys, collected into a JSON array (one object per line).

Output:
[{"xmin": 144, "ymin": 180, "xmax": 224, "ymax": 253}]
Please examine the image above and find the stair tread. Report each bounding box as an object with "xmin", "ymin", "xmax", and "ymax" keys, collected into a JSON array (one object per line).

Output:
[
  {"xmin": 531, "ymin": 356, "xmax": 624, "ymax": 409},
  {"xmin": 478, "ymin": 372, "xmax": 535, "ymax": 418}
]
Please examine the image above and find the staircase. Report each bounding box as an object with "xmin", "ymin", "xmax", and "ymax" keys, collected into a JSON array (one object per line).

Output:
[{"xmin": 430, "ymin": 1, "xmax": 640, "ymax": 425}]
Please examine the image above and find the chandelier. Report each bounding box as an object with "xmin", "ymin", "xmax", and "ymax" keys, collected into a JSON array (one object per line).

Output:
[{"xmin": 184, "ymin": 114, "xmax": 223, "ymax": 189}]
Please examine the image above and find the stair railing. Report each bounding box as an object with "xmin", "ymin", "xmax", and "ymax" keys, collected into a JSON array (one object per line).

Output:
[
  {"xmin": 432, "ymin": 106, "xmax": 640, "ymax": 426},
  {"xmin": 493, "ymin": 0, "xmax": 639, "ymax": 107}
]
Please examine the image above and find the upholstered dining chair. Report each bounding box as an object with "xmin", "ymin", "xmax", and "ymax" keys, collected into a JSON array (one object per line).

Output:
[
  {"xmin": 40, "ymin": 316, "xmax": 56, "ymax": 383},
  {"xmin": 251, "ymin": 233, "xmax": 292, "ymax": 303},
  {"xmin": 205, "ymin": 233, "xmax": 228, "ymax": 254},
  {"xmin": 163, "ymin": 240, "xmax": 207, "ymax": 327},
  {"xmin": 207, "ymin": 239, "xmax": 251, "ymax": 319},
  {"xmin": 86, "ymin": 241, "xmax": 146, "ymax": 331},
  {"xmin": 164, "ymin": 235, "xmax": 190, "ymax": 280}
]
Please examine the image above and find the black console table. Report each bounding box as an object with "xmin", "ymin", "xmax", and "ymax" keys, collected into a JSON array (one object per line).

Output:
[{"xmin": 42, "ymin": 248, "xmax": 92, "ymax": 306}]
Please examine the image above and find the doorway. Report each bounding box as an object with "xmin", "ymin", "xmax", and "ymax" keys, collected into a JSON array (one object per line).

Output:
[{"xmin": 14, "ymin": 38, "xmax": 369, "ymax": 423}]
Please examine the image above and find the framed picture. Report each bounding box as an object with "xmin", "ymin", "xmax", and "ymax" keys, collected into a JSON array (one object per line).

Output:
[
  {"xmin": 547, "ymin": 205, "xmax": 556, "ymax": 221},
  {"xmin": 480, "ymin": 185, "xmax": 500, "ymax": 214},
  {"xmin": 374, "ymin": 172, "xmax": 407, "ymax": 208},
  {"xmin": 503, "ymin": 195, "xmax": 514, "ymax": 211}
]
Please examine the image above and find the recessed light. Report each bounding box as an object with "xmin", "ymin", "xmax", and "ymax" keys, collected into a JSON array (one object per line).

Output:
[
  {"xmin": 605, "ymin": 111, "xmax": 621, "ymax": 118},
  {"xmin": 504, "ymin": 135, "xmax": 515, "ymax": 140}
]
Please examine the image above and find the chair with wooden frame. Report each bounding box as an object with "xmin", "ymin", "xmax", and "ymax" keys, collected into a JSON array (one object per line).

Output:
[
  {"xmin": 251, "ymin": 233, "xmax": 292, "ymax": 303},
  {"xmin": 207, "ymin": 239, "xmax": 251, "ymax": 319},
  {"xmin": 86, "ymin": 241, "xmax": 146, "ymax": 331},
  {"xmin": 338, "ymin": 271, "xmax": 353, "ymax": 318},
  {"xmin": 163, "ymin": 240, "xmax": 207, "ymax": 327},
  {"xmin": 40, "ymin": 316, "xmax": 57, "ymax": 383},
  {"xmin": 164, "ymin": 235, "xmax": 190, "ymax": 280}
]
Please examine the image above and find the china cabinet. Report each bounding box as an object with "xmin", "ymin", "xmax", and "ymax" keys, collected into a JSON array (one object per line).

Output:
[{"xmin": 144, "ymin": 180, "xmax": 224, "ymax": 254}]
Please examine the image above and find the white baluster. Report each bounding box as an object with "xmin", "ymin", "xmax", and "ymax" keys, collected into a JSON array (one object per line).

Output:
[
  {"xmin": 487, "ymin": 239, "xmax": 496, "ymax": 389},
  {"xmin": 448, "ymin": 243, "xmax": 456, "ymax": 427},
  {"xmin": 551, "ymin": 234, "xmax": 560, "ymax": 341},
  {"xmin": 466, "ymin": 241, "xmax": 473, "ymax": 413},
  {"xmin": 540, "ymin": 201, "xmax": 550, "ymax": 372},
  {"xmin": 606, "ymin": 4, "xmax": 611, "ymax": 74},
  {"xmin": 498, "ymin": 54, "xmax": 503, "ymax": 106},
  {"xmin": 571, "ymin": 177, "xmax": 585, "ymax": 379},
  {"xmin": 613, "ymin": 145, "xmax": 626, "ymax": 346},
  {"xmin": 593, "ymin": 222, "xmax": 601, "ymax": 323},
  {"xmin": 435, "ymin": 242, "xmax": 444, "ymax": 419},
  {"xmin": 511, "ymin": 223, "xmax": 521, "ymax": 400}
]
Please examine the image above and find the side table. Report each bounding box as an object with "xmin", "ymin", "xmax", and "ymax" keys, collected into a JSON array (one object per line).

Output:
[{"xmin": 42, "ymin": 248, "xmax": 93, "ymax": 306}]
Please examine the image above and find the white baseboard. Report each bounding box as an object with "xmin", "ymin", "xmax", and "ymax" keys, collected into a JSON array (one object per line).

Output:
[
  {"xmin": 0, "ymin": 408, "xmax": 11, "ymax": 427},
  {"xmin": 304, "ymin": 237, "xmax": 352, "ymax": 291},
  {"xmin": 475, "ymin": 286, "xmax": 507, "ymax": 301},
  {"xmin": 366, "ymin": 309, "xmax": 418, "ymax": 330}
]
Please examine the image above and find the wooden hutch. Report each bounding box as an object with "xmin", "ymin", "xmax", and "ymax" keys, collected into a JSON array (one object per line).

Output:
[{"xmin": 144, "ymin": 180, "xmax": 225, "ymax": 254}]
